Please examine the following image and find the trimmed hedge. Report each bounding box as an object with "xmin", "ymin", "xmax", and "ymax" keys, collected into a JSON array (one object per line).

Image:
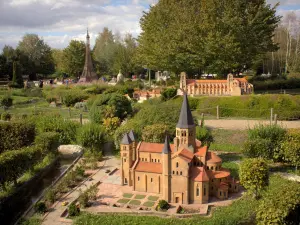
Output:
[
  {"xmin": 0, "ymin": 121, "xmax": 35, "ymax": 153},
  {"xmin": 0, "ymin": 145, "xmax": 43, "ymax": 188},
  {"xmin": 35, "ymin": 132, "xmax": 60, "ymax": 152}
]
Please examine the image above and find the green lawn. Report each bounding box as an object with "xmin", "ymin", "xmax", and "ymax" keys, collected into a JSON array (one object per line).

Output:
[
  {"xmin": 117, "ymin": 199, "xmax": 130, "ymax": 204},
  {"xmin": 143, "ymin": 201, "xmax": 155, "ymax": 207},
  {"xmin": 128, "ymin": 200, "xmax": 141, "ymax": 205},
  {"xmin": 210, "ymin": 129, "xmax": 248, "ymax": 153},
  {"xmin": 123, "ymin": 193, "xmax": 134, "ymax": 198},
  {"xmin": 134, "ymin": 194, "xmax": 146, "ymax": 200},
  {"xmin": 148, "ymin": 196, "xmax": 159, "ymax": 201}
]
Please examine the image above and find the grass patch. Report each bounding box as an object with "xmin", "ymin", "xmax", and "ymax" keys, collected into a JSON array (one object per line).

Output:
[
  {"xmin": 134, "ymin": 194, "xmax": 146, "ymax": 200},
  {"xmin": 117, "ymin": 199, "xmax": 130, "ymax": 204},
  {"xmin": 123, "ymin": 193, "xmax": 134, "ymax": 198},
  {"xmin": 148, "ymin": 196, "xmax": 159, "ymax": 201},
  {"xmin": 143, "ymin": 201, "xmax": 155, "ymax": 207},
  {"xmin": 210, "ymin": 129, "xmax": 247, "ymax": 153},
  {"xmin": 128, "ymin": 200, "xmax": 141, "ymax": 205}
]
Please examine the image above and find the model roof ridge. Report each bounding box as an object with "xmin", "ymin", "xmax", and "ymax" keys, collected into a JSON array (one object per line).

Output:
[
  {"xmin": 176, "ymin": 92, "xmax": 195, "ymax": 129},
  {"xmin": 121, "ymin": 133, "xmax": 132, "ymax": 145}
]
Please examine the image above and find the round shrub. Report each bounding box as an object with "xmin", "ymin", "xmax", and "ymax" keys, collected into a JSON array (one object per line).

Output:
[
  {"xmin": 34, "ymin": 201, "xmax": 47, "ymax": 214},
  {"xmin": 1, "ymin": 112, "xmax": 11, "ymax": 121},
  {"xmin": 35, "ymin": 132, "xmax": 60, "ymax": 152},
  {"xmin": 45, "ymin": 189, "xmax": 56, "ymax": 204},
  {"xmin": 157, "ymin": 200, "xmax": 169, "ymax": 210}
]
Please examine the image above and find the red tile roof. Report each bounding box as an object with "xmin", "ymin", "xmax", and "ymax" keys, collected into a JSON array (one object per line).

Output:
[
  {"xmin": 138, "ymin": 142, "xmax": 175, "ymax": 153},
  {"xmin": 178, "ymin": 148, "xmax": 194, "ymax": 162},
  {"xmin": 195, "ymin": 146, "xmax": 207, "ymax": 157},
  {"xmin": 206, "ymin": 152, "xmax": 222, "ymax": 163},
  {"xmin": 190, "ymin": 167, "xmax": 209, "ymax": 182},
  {"xmin": 207, "ymin": 168, "xmax": 230, "ymax": 179},
  {"xmin": 135, "ymin": 162, "xmax": 162, "ymax": 174}
]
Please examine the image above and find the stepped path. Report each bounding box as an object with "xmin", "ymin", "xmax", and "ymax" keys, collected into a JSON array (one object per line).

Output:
[{"xmin": 204, "ymin": 119, "xmax": 300, "ymax": 130}]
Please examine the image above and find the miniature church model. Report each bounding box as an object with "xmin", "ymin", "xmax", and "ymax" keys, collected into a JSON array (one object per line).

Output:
[{"xmin": 120, "ymin": 94, "xmax": 239, "ymax": 204}]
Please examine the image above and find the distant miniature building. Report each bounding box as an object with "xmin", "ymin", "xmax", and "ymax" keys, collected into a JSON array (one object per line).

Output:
[
  {"xmin": 117, "ymin": 70, "xmax": 124, "ymax": 83},
  {"xmin": 179, "ymin": 72, "xmax": 253, "ymax": 96},
  {"xmin": 155, "ymin": 71, "xmax": 170, "ymax": 82},
  {"xmin": 120, "ymin": 94, "xmax": 239, "ymax": 204},
  {"xmin": 133, "ymin": 89, "xmax": 161, "ymax": 103},
  {"xmin": 78, "ymin": 29, "xmax": 98, "ymax": 83}
]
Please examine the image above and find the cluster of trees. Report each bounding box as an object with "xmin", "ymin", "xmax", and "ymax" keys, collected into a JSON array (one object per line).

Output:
[
  {"xmin": 137, "ymin": 0, "xmax": 280, "ymax": 76},
  {"xmin": 0, "ymin": 34, "xmax": 54, "ymax": 81},
  {"xmin": 263, "ymin": 12, "xmax": 300, "ymax": 75}
]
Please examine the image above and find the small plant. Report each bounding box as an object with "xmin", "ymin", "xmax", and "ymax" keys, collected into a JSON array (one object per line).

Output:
[
  {"xmin": 1, "ymin": 112, "xmax": 11, "ymax": 121},
  {"xmin": 45, "ymin": 189, "xmax": 56, "ymax": 204},
  {"xmin": 78, "ymin": 191, "xmax": 89, "ymax": 208},
  {"xmin": 34, "ymin": 201, "xmax": 47, "ymax": 214},
  {"xmin": 75, "ymin": 166, "xmax": 85, "ymax": 178},
  {"xmin": 68, "ymin": 202, "xmax": 80, "ymax": 217},
  {"xmin": 157, "ymin": 200, "xmax": 169, "ymax": 211}
]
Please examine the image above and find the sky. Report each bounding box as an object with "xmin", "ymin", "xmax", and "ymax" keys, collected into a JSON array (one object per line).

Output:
[{"xmin": 0, "ymin": 0, "xmax": 299, "ymax": 50}]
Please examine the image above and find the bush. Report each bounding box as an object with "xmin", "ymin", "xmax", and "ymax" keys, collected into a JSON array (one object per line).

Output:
[
  {"xmin": 243, "ymin": 124, "xmax": 286, "ymax": 161},
  {"xmin": 45, "ymin": 189, "xmax": 56, "ymax": 204},
  {"xmin": 77, "ymin": 124, "xmax": 105, "ymax": 152},
  {"xmin": 63, "ymin": 92, "xmax": 88, "ymax": 107},
  {"xmin": 34, "ymin": 201, "xmax": 47, "ymax": 214},
  {"xmin": 34, "ymin": 115, "xmax": 78, "ymax": 144},
  {"xmin": 161, "ymin": 88, "xmax": 177, "ymax": 101},
  {"xmin": 240, "ymin": 158, "xmax": 269, "ymax": 199},
  {"xmin": 256, "ymin": 175, "xmax": 300, "ymax": 224},
  {"xmin": 78, "ymin": 191, "xmax": 89, "ymax": 208},
  {"xmin": 0, "ymin": 145, "xmax": 43, "ymax": 188},
  {"xmin": 68, "ymin": 203, "xmax": 80, "ymax": 217},
  {"xmin": 142, "ymin": 124, "xmax": 169, "ymax": 143},
  {"xmin": 1, "ymin": 112, "xmax": 11, "ymax": 121},
  {"xmin": 35, "ymin": 132, "xmax": 60, "ymax": 152},
  {"xmin": 89, "ymin": 93, "xmax": 132, "ymax": 124},
  {"xmin": 157, "ymin": 200, "xmax": 169, "ymax": 210},
  {"xmin": 0, "ymin": 121, "xmax": 36, "ymax": 153},
  {"xmin": 0, "ymin": 95, "xmax": 13, "ymax": 107}
]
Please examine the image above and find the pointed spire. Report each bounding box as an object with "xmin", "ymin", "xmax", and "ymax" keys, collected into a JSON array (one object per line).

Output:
[
  {"xmin": 128, "ymin": 130, "xmax": 136, "ymax": 142},
  {"xmin": 121, "ymin": 133, "xmax": 132, "ymax": 145},
  {"xmin": 86, "ymin": 27, "xmax": 90, "ymax": 39},
  {"xmin": 176, "ymin": 92, "xmax": 195, "ymax": 129},
  {"xmin": 162, "ymin": 136, "xmax": 171, "ymax": 154}
]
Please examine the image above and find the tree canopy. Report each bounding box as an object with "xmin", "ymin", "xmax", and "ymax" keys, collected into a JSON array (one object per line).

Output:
[{"xmin": 137, "ymin": 0, "xmax": 281, "ymax": 75}]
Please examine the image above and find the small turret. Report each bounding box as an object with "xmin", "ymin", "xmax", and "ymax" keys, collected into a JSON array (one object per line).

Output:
[{"xmin": 120, "ymin": 133, "xmax": 133, "ymax": 185}]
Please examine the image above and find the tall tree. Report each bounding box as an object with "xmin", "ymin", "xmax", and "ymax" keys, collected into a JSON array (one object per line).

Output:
[
  {"xmin": 137, "ymin": 0, "xmax": 281, "ymax": 75},
  {"xmin": 93, "ymin": 27, "xmax": 117, "ymax": 75},
  {"xmin": 52, "ymin": 48, "xmax": 64, "ymax": 73},
  {"xmin": 17, "ymin": 34, "xmax": 55, "ymax": 78},
  {"xmin": 62, "ymin": 40, "xmax": 85, "ymax": 77}
]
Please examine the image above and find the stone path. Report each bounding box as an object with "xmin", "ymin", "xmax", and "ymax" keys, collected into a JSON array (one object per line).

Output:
[
  {"xmin": 204, "ymin": 119, "xmax": 300, "ymax": 130},
  {"xmin": 42, "ymin": 156, "xmax": 120, "ymax": 225}
]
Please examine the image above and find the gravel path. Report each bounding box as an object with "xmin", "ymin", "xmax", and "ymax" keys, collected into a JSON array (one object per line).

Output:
[{"xmin": 204, "ymin": 119, "xmax": 300, "ymax": 130}]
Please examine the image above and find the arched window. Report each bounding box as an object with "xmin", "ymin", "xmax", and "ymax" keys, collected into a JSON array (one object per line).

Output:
[
  {"xmin": 173, "ymin": 171, "xmax": 175, "ymax": 175},
  {"xmin": 176, "ymin": 171, "xmax": 178, "ymax": 175},
  {"xmin": 124, "ymin": 178, "xmax": 128, "ymax": 184},
  {"xmin": 151, "ymin": 178, "xmax": 153, "ymax": 182},
  {"xmin": 138, "ymin": 177, "xmax": 140, "ymax": 181},
  {"xmin": 158, "ymin": 159, "xmax": 160, "ymax": 163},
  {"xmin": 124, "ymin": 158, "xmax": 126, "ymax": 162},
  {"xmin": 180, "ymin": 171, "xmax": 182, "ymax": 175},
  {"xmin": 176, "ymin": 162, "xmax": 179, "ymax": 168},
  {"xmin": 211, "ymin": 166, "xmax": 213, "ymax": 170},
  {"xmin": 155, "ymin": 159, "xmax": 157, "ymax": 162},
  {"xmin": 196, "ymin": 186, "xmax": 200, "ymax": 196}
]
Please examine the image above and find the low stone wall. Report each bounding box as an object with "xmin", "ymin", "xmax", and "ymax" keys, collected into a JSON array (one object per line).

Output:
[{"xmin": 58, "ymin": 145, "xmax": 83, "ymax": 158}]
